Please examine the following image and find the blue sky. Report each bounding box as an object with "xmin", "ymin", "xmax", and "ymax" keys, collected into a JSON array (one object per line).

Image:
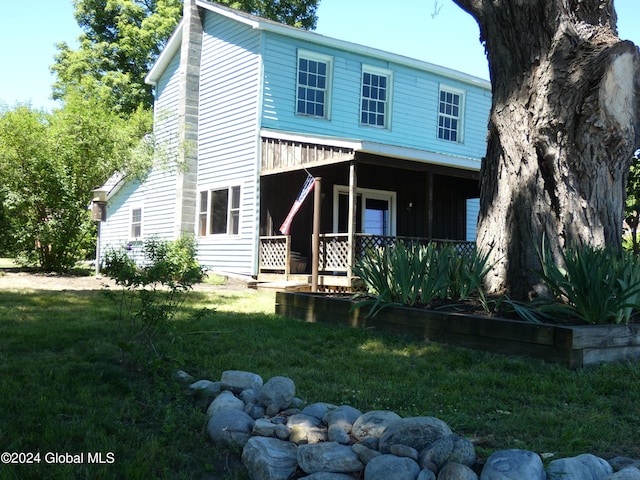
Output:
[{"xmin": 1, "ymin": 0, "xmax": 638, "ymax": 111}]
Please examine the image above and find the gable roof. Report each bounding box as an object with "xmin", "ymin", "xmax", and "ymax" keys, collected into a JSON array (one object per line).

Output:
[{"xmin": 146, "ymin": 0, "xmax": 491, "ymax": 90}]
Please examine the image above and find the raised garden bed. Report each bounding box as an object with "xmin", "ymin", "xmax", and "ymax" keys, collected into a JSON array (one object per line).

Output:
[{"xmin": 275, "ymin": 291, "xmax": 640, "ymax": 368}]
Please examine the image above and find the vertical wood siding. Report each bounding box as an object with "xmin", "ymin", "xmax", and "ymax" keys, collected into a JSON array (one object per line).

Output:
[
  {"xmin": 261, "ymin": 33, "xmax": 490, "ymax": 165},
  {"xmin": 196, "ymin": 12, "xmax": 261, "ymax": 274}
]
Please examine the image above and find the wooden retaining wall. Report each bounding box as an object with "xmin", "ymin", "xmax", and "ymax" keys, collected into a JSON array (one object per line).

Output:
[{"xmin": 275, "ymin": 292, "xmax": 640, "ymax": 368}]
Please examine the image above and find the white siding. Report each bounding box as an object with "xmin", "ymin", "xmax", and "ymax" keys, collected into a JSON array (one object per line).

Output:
[
  {"xmin": 196, "ymin": 12, "xmax": 262, "ymax": 274},
  {"xmin": 99, "ymin": 50, "xmax": 182, "ymax": 260}
]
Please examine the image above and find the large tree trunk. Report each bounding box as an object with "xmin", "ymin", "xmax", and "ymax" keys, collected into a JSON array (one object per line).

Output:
[{"xmin": 452, "ymin": 0, "xmax": 640, "ymax": 299}]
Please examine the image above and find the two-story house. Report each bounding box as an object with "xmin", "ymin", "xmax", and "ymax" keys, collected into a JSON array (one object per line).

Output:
[{"xmin": 97, "ymin": 0, "xmax": 492, "ymax": 290}]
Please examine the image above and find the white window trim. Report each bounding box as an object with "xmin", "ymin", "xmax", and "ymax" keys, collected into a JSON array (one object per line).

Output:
[
  {"xmin": 295, "ymin": 49, "xmax": 333, "ymax": 120},
  {"xmin": 360, "ymin": 65, "xmax": 393, "ymax": 129},
  {"xmin": 129, "ymin": 205, "xmax": 143, "ymax": 242},
  {"xmin": 437, "ymin": 84, "xmax": 466, "ymax": 144},
  {"xmin": 332, "ymin": 185, "xmax": 397, "ymax": 236},
  {"xmin": 198, "ymin": 185, "xmax": 241, "ymax": 237}
]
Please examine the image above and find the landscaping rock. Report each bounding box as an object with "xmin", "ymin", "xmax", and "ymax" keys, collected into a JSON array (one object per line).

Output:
[
  {"xmin": 302, "ymin": 402, "xmax": 337, "ymax": 421},
  {"xmin": 480, "ymin": 449, "xmax": 545, "ymax": 480},
  {"xmin": 189, "ymin": 379, "xmax": 221, "ymax": 396},
  {"xmin": 299, "ymin": 474, "xmax": 356, "ymax": 480},
  {"xmin": 259, "ymin": 376, "xmax": 295, "ymax": 414},
  {"xmin": 194, "ymin": 370, "xmax": 640, "ymax": 480},
  {"xmin": 364, "ymin": 454, "xmax": 421, "ymax": 480},
  {"xmin": 378, "ymin": 417, "xmax": 452, "ymax": 454},
  {"xmin": 206, "ymin": 390, "xmax": 244, "ymax": 417},
  {"xmin": 221, "ymin": 370, "xmax": 263, "ymax": 393},
  {"xmin": 352, "ymin": 443, "xmax": 382, "ymax": 464},
  {"xmin": 241, "ymin": 436, "xmax": 298, "ymax": 480},
  {"xmin": 438, "ymin": 461, "xmax": 478, "ymax": 480},
  {"xmin": 352, "ymin": 410, "xmax": 402, "ymax": 440},
  {"xmin": 606, "ymin": 467, "xmax": 640, "ymax": 480},
  {"xmin": 419, "ymin": 434, "xmax": 476, "ymax": 470},
  {"xmin": 207, "ymin": 409, "xmax": 255, "ymax": 448},
  {"xmin": 547, "ymin": 453, "xmax": 613, "ymax": 480},
  {"xmin": 297, "ymin": 442, "xmax": 364, "ymax": 474},
  {"xmin": 417, "ymin": 469, "xmax": 437, "ymax": 480}
]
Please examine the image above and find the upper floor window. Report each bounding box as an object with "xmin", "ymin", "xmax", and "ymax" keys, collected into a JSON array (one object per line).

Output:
[
  {"xmin": 130, "ymin": 207, "xmax": 142, "ymax": 240},
  {"xmin": 296, "ymin": 50, "xmax": 332, "ymax": 119},
  {"xmin": 199, "ymin": 186, "xmax": 241, "ymax": 236},
  {"xmin": 438, "ymin": 86, "xmax": 465, "ymax": 143},
  {"xmin": 360, "ymin": 66, "xmax": 393, "ymax": 129}
]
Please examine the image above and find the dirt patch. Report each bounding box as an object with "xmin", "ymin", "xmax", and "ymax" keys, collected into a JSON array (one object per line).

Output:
[{"xmin": 0, "ymin": 270, "xmax": 251, "ymax": 292}]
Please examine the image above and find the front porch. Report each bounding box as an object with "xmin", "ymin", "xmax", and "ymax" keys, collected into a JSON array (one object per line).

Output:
[{"xmin": 257, "ymin": 234, "xmax": 474, "ymax": 291}]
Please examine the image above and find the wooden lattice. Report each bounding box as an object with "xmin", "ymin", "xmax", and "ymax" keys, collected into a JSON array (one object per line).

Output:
[
  {"xmin": 319, "ymin": 236, "xmax": 350, "ymax": 272},
  {"xmin": 259, "ymin": 236, "xmax": 289, "ymax": 272}
]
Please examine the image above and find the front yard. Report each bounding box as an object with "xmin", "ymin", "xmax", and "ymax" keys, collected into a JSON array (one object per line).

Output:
[{"xmin": 0, "ymin": 278, "xmax": 639, "ymax": 479}]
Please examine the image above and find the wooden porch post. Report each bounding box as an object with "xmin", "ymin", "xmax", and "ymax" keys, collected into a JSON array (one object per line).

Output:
[
  {"xmin": 311, "ymin": 177, "xmax": 322, "ymax": 292},
  {"xmin": 347, "ymin": 160, "xmax": 357, "ymax": 285}
]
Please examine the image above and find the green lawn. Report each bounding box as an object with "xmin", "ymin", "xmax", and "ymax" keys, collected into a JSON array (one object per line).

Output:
[{"xmin": 0, "ymin": 285, "xmax": 639, "ymax": 479}]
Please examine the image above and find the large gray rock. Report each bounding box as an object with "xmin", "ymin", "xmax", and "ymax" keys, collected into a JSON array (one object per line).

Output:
[
  {"xmin": 547, "ymin": 454, "xmax": 613, "ymax": 480},
  {"xmin": 480, "ymin": 449, "xmax": 545, "ymax": 480},
  {"xmin": 323, "ymin": 405, "xmax": 363, "ymax": 433},
  {"xmin": 221, "ymin": 370, "xmax": 264, "ymax": 392},
  {"xmin": 606, "ymin": 468, "xmax": 640, "ymax": 480},
  {"xmin": 364, "ymin": 454, "xmax": 421, "ymax": 480},
  {"xmin": 352, "ymin": 411, "xmax": 402, "ymax": 440},
  {"xmin": 259, "ymin": 376, "xmax": 296, "ymax": 414},
  {"xmin": 302, "ymin": 402, "xmax": 337, "ymax": 421},
  {"xmin": 418, "ymin": 434, "xmax": 475, "ymax": 470},
  {"xmin": 352, "ymin": 443, "xmax": 382, "ymax": 464},
  {"xmin": 417, "ymin": 469, "xmax": 436, "ymax": 480},
  {"xmin": 298, "ymin": 441, "xmax": 364, "ymax": 474},
  {"xmin": 206, "ymin": 390, "xmax": 244, "ymax": 418},
  {"xmin": 299, "ymin": 474, "xmax": 357, "ymax": 480},
  {"xmin": 438, "ymin": 462, "xmax": 478, "ymax": 480},
  {"xmin": 207, "ymin": 409, "xmax": 255, "ymax": 448},
  {"xmin": 241, "ymin": 436, "xmax": 298, "ymax": 480},
  {"xmin": 189, "ymin": 379, "xmax": 222, "ymax": 396},
  {"xmin": 378, "ymin": 417, "xmax": 452, "ymax": 454}
]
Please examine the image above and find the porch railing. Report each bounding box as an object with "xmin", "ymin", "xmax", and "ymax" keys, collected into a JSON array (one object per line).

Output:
[{"xmin": 258, "ymin": 234, "xmax": 475, "ymax": 277}]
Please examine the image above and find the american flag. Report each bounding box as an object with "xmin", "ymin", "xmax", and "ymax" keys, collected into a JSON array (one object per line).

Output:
[{"xmin": 279, "ymin": 175, "xmax": 316, "ymax": 235}]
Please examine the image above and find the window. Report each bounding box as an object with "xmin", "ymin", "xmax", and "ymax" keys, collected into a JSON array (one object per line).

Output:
[
  {"xmin": 438, "ymin": 87, "xmax": 465, "ymax": 142},
  {"xmin": 334, "ymin": 186, "xmax": 396, "ymax": 236},
  {"xmin": 130, "ymin": 207, "xmax": 142, "ymax": 239},
  {"xmin": 198, "ymin": 186, "xmax": 240, "ymax": 236},
  {"xmin": 296, "ymin": 51, "xmax": 332, "ymax": 119},
  {"xmin": 360, "ymin": 66, "xmax": 392, "ymax": 128}
]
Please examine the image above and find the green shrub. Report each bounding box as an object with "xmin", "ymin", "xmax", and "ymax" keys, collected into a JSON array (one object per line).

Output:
[
  {"xmin": 103, "ymin": 234, "xmax": 204, "ymax": 357},
  {"xmin": 536, "ymin": 242, "xmax": 640, "ymax": 324},
  {"xmin": 352, "ymin": 241, "xmax": 491, "ymax": 316}
]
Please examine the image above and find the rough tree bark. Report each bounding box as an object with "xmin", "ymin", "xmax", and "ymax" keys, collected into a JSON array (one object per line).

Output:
[{"xmin": 452, "ymin": 0, "xmax": 640, "ymax": 299}]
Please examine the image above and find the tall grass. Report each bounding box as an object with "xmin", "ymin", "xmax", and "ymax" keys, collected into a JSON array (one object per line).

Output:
[{"xmin": 1, "ymin": 286, "xmax": 640, "ymax": 479}]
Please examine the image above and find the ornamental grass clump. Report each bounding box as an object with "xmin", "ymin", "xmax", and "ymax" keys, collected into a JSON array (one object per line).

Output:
[
  {"xmin": 535, "ymin": 243, "xmax": 640, "ymax": 324},
  {"xmin": 352, "ymin": 241, "xmax": 492, "ymax": 316}
]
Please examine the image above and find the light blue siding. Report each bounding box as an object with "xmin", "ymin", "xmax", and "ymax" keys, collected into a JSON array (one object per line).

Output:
[
  {"xmin": 261, "ymin": 33, "xmax": 490, "ymax": 163},
  {"xmin": 99, "ymin": 49, "xmax": 182, "ymax": 260},
  {"xmin": 196, "ymin": 12, "xmax": 262, "ymax": 274},
  {"xmin": 466, "ymin": 198, "xmax": 480, "ymax": 242}
]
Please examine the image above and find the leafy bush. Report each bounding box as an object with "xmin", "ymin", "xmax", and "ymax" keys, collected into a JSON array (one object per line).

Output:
[
  {"xmin": 535, "ymin": 242, "xmax": 640, "ymax": 324},
  {"xmin": 352, "ymin": 241, "xmax": 492, "ymax": 316},
  {"xmin": 103, "ymin": 234, "xmax": 204, "ymax": 357}
]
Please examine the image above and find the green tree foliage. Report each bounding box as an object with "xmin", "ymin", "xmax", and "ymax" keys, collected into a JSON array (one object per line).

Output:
[
  {"xmin": 0, "ymin": 95, "xmax": 152, "ymax": 271},
  {"xmin": 52, "ymin": 0, "xmax": 319, "ymax": 114},
  {"xmin": 625, "ymin": 150, "xmax": 640, "ymax": 255}
]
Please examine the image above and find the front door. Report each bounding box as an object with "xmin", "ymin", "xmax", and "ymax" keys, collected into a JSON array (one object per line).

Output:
[{"xmin": 334, "ymin": 186, "xmax": 396, "ymax": 236}]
